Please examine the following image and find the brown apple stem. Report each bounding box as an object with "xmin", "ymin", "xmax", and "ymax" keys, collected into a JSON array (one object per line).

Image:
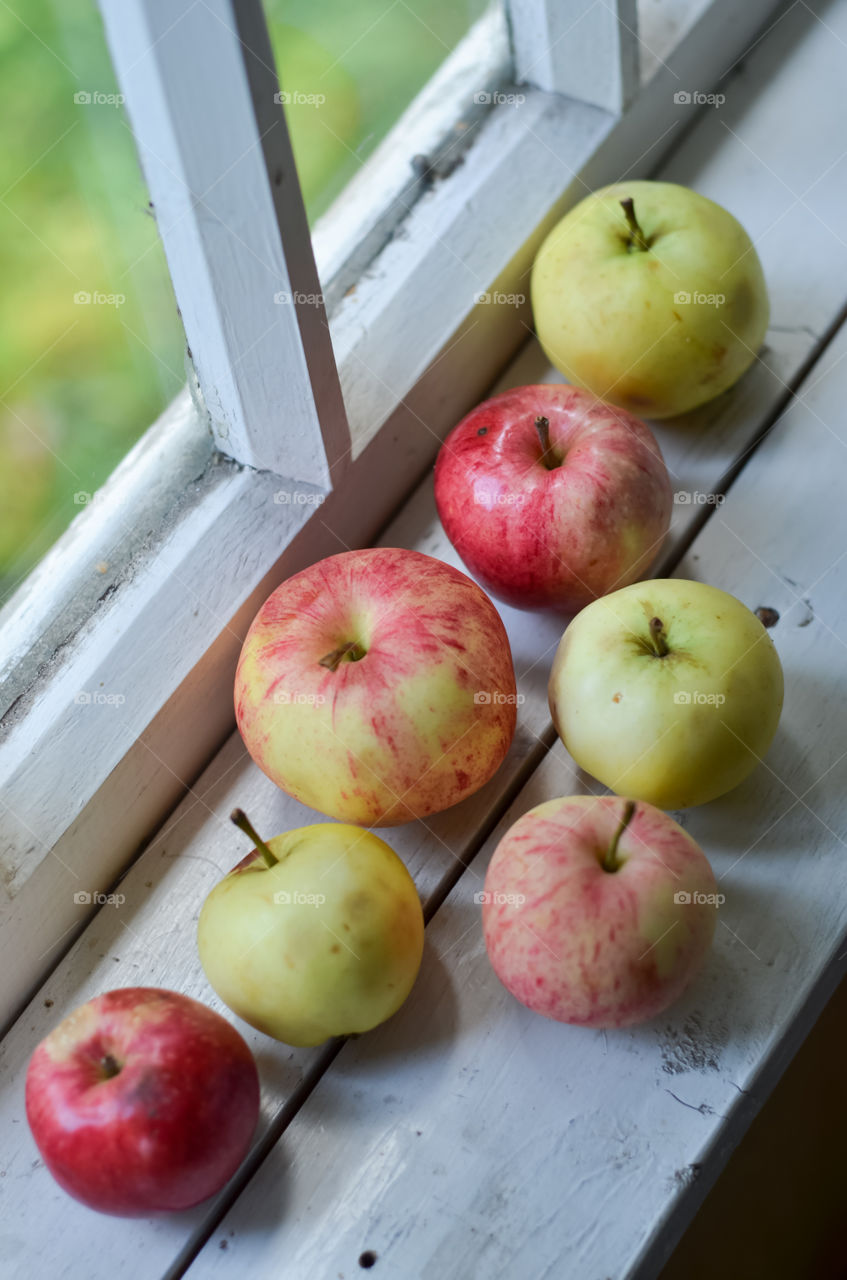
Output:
[
  {"xmin": 231, "ymin": 808, "xmax": 278, "ymax": 868},
  {"xmin": 620, "ymin": 197, "xmax": 650, "ymax": 252},
  {"xmin": 318, "ymin": 640, "xmax": 366, "ymax": 672},
  {"xmin": 603, "ymin": 800, "xmax": 636, "ymax": 873},
  {"xmin": 648, "ymin": 616, "xmax": 670, "ymax": 657},
  {"xmin": 100, "ymin": 1054, "xmax": 121, "ymax": 1080},
  {"xmin": 534, "ymin": 416, "xmax": 560, "ymax": 470}
]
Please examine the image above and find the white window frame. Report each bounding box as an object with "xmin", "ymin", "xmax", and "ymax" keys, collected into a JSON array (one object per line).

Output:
[
  {"xmin": 0, "ymin": 0, "xmax": 789, "ymax": 1018},
  {"xmin": 508, "ymin": 0, "xmax": 640, "ymax": 111}
]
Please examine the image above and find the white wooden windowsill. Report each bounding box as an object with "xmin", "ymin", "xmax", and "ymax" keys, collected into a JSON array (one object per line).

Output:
[
  {"xmin": 0, "ymin": 0, "xmax": 791, "ymax": 1027},
  {"xmin": 2, "ymin": 0, "xmax": 847, "ymax": 1272}
]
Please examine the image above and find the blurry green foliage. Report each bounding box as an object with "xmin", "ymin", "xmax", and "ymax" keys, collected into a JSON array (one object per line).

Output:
[{"xmin": 0, "ymin": 0, "xmax": 486, "ymax": 602}]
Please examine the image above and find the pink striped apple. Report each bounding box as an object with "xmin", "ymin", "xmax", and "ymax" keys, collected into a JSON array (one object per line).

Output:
[
  {"xmin": 434, "ymin": 383, "xmax": 672, "ymax": 612},
  {"xmin": 482, "ymin": 795, "xmax": 718, "ymax": 1028},
  {"xmin": 235, "ymin": 547, "xmax": 517, "ymax": 825}
]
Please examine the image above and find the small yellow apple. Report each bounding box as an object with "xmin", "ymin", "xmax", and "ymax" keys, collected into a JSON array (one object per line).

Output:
[
  {"xmin": 548, "ymin": 579, "xmax": 784, "ymax": 809},
  {"xmin": 198, "ymin": 811, "xmax": 424, "ymax": 1047},
  {"xmin": 531, "ymin": 180, "xmax": 769, "ymax": 418}
]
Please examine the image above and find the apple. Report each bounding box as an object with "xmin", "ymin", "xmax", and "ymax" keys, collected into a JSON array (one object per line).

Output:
[
  {"xmin": 235, "ymin": 547, "xmax": 517, "ymax": 826},
  {"xmin": 531, "ymin": 180, "xmax": 769, "ymax": 418},
  {"xmin": 433, "ymin": 383, "xmax": 672, "ymax": 612},
  {"xmin": 548, "ymin": 578, "xmax": 784, "ymax": 809},
  {"xmin": 25, "ymin": 987, "xmax": 259, "ymax": 1216},
  {"xmin": 482, "ymin": 794, "xmax": 719, "ymax": 1027},
  {"xmin": 197, "ymin": 810, "xmax": 425, "ymax": 1047}
]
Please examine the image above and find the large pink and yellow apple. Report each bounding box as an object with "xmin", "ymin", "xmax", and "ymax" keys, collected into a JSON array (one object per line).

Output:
[
  {"xmin": 482, "ymin": 795, "xmax": 719, "ymax": 1028},
  {"xmin": 235, "ymin": 547, "xmax": 517, "ymax": 825},
  {"xmin": 434, "ymin": 383, "xmax": 672, "ymax": 612}
]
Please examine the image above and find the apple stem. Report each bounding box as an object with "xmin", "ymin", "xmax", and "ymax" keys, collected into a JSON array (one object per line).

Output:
[
  {"xmin": 648, "ymin": 616, "xmax": 670, "ymax": 657},
  {"xmin": 534, "ymin": 416, "xmax": 560, "ymax": 470},
  {"xmin": 603, "ymin": 800, "xmax": 636, "ymax": 873},
  {"xmin": 620, "ymin": 198, "xmax": 650, "ymax": 252},
  {"xmin": 100, "ymin": 1054, "xmax": 121, "ymax": 1080},
  {"xmin": 318, "ymin": 640, "xmax": 366, "ymax": 672},
  {"xmin": 231, "ymin": 808, "xmax": 278, "ymax": 868}
]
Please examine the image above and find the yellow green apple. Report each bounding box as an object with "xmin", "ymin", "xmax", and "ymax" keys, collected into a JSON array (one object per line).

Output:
[
  {"xmin": 531, "ymin": 180, "xmax": 769, "ymax": 418},
  {"xmin": 197, "ymin": 811, "xmax": 425, "ymax": 1047},
  {"xmin": 548, "ymin": 579, "xmax": 784, "ymax": 809}
]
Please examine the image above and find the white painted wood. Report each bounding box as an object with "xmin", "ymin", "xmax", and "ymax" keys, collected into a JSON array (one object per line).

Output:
[
  {"xmin": 0, "ymin": 288, "xmax": 829, "ymax": 1272},
  {"xmin": 176, "ymin": 262, "xmax": 847, "ymax": 1280},
  {"xmin": 0, "ymin": 317, "xmax": 799, "ymax": 1023},
  {"xmin": 0, "ymin": 570, "xmax": 564, "ymax": 1277},
  {"xmin": 508, "ymin": 0, "xmax": 640, "ymax": 111},
  {"xmin": 0, "ymin": 300, "xmax": 531, "ymax": 1013},
  {"xmin": 312, "ymin": 0, "xmax": 706, "ymax": 307},
  {"xmin": 3, "ymin": 321, "xmax": 846, "ymax": 1279},
  {"xmin": 0, "ymin": 0, "xmax": 830, "ymax": 1025},
  {"xmin": 314, "ymin": 0, "xmax": 706, "ymax": 310},
  {"xmin": 1, "ymin": 4, "xmax": 842, "ymax": 1273},
  {"xmin": 0, "ymin": 451, "xmax": 312, "ymax": 901},
  {"xmin": 97, "ymin": 0, "xmax": 349, "ymax": 483},
  {"xmin": 0, "ymin": 424, "xmax": 729, "ymax": 1272},
  {"xmin": 0, "ymin": 0, "xmax": 786, "ymax": 904},
  {"xmin": 313, "ymin": 5, "xmax": 512, "ymax": 315},
  {"xmin": 636, "ymin": 0, "xmax": 714, "ymax": 86},
  {"xmin": 0, "ymin": 388, "xmax": 210, "ymax": 713}
]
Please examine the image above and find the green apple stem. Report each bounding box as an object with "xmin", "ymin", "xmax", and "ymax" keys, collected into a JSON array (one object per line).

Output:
[
  {"xmin": 534, "ymin": 416, "xmax": 560, "ymax": 470},
  {"xmin": 603, "ymin": 800, "xmax": 636, "ymax": 873},
  {"xmin": 648, "ymin": 616, "xmax": 670, "ymax": 657},
  {"xmin": 620, "ymin": 198, "xmax": 650, "ymax": 253},
  {"xmin": 231, "ymin": 808, "xmax": 278, "ymax": 868},
  {"xmin": 318, "ymin": 640, "xmax": 366, "ymax": 671}
]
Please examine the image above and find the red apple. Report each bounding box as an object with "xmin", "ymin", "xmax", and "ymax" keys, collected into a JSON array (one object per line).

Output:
[
  {"xmin": 434, "ymin": 383, "xmax": 672, "ymax": 612},
  {"xmin": 481, "ymin": 795, "xmax": 718, "ymax": 1028},
  {"xmin": 235, "ymin": 547, "xmax": 517, "ymax": 826},
  {"xmin": 25, "ymin": 987, "xmax": 260, "ymax": 1216}
]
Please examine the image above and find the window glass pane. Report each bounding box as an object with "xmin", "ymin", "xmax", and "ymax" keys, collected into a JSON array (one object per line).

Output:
[
  {"xmin": 264, "ymin": 0, "xmax": 494, "ymax": 222},
  {"xmin": 0, "ymin": 0, "xmax": 185, "ymax": 604}
]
